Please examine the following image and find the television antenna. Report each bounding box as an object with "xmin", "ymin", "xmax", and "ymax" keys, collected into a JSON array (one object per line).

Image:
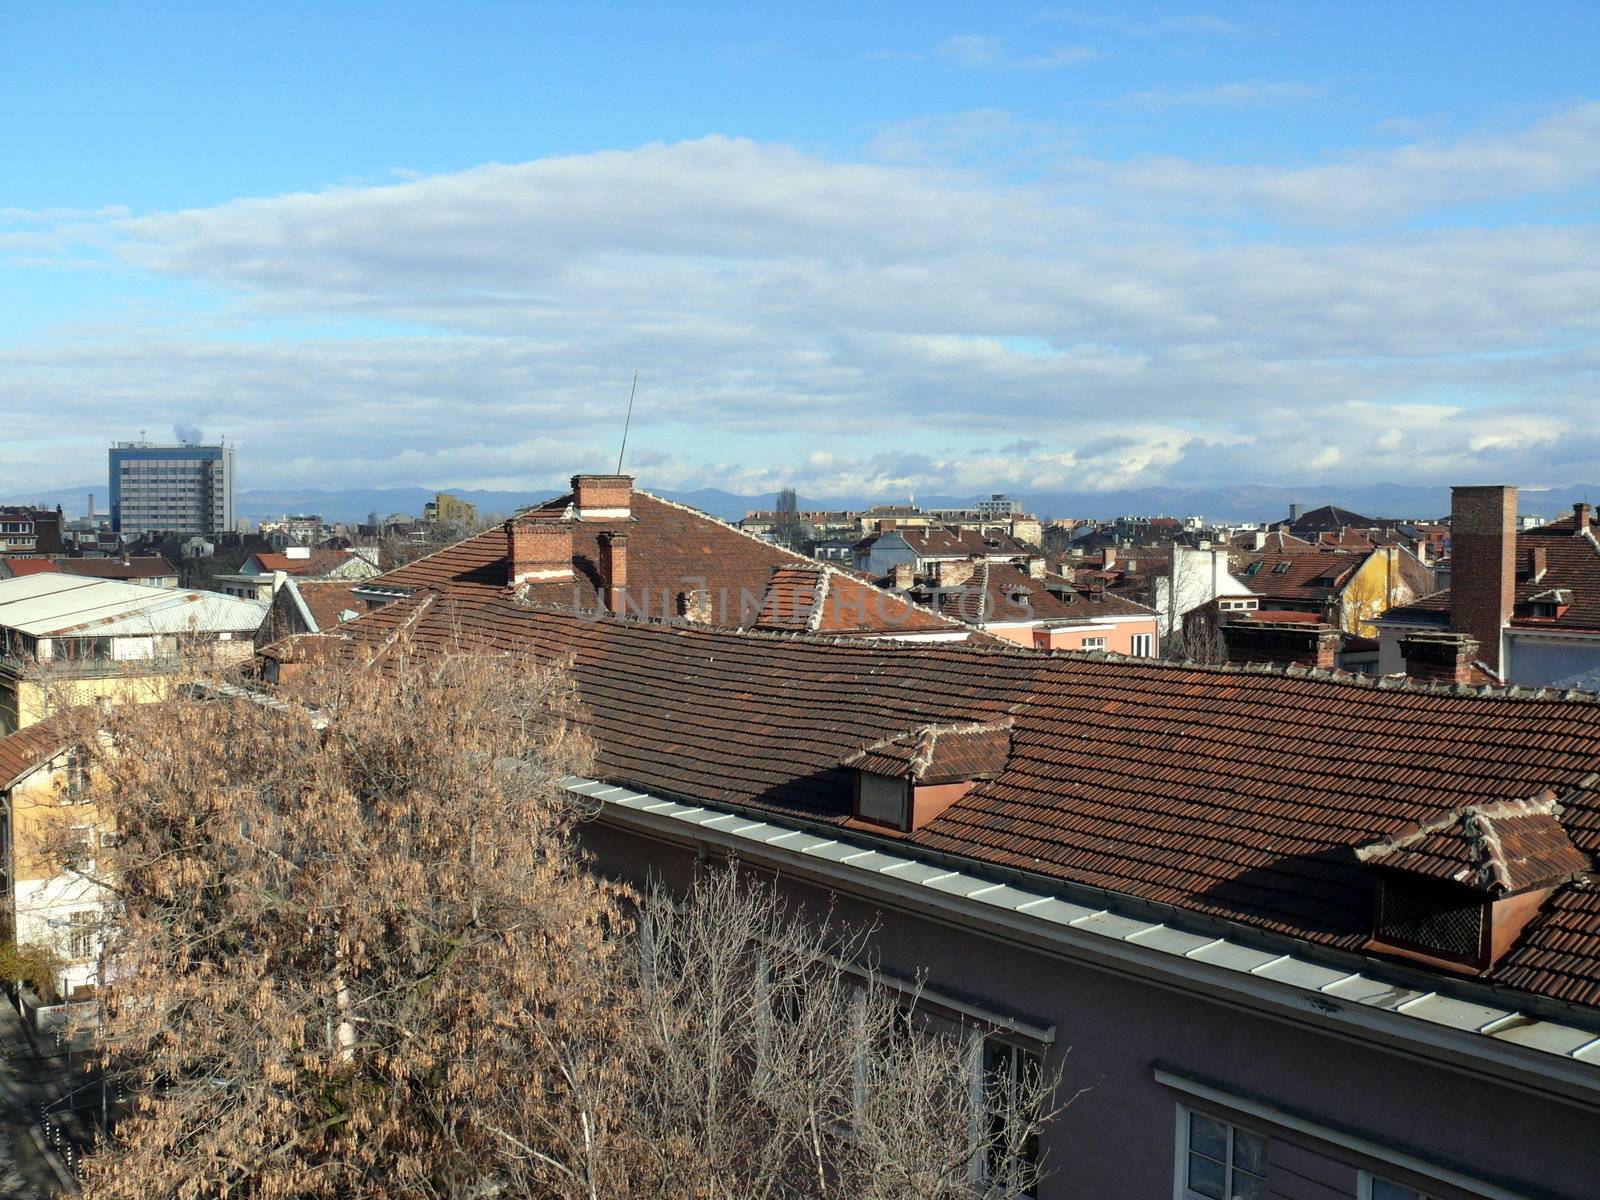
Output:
[{"xmin": 616, "ymin": 371, "xmax": 639, "ymax": 474}]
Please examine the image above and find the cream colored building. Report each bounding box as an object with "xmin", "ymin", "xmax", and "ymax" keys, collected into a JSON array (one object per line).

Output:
[{"xmin": 0, "ymin": 574, "xmax": 266, "ymax": 733}]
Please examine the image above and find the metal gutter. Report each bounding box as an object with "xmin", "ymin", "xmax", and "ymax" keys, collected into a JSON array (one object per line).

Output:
[{"xmin": 568, "ymin": 777, "xmax": 1600, "ymax": 1112}]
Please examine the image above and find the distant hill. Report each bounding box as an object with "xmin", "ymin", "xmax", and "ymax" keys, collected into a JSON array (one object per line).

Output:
[{"xmin": 8, "ymin": 480, "xmax": 1597, "ymax": 526}]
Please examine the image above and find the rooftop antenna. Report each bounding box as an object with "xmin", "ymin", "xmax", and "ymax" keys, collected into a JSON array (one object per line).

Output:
[{"xmin": 615, "ymin": 370, "xmax": 639, "ymax": 475}]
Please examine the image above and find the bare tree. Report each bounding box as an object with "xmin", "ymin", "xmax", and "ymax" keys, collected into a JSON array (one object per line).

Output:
[{"xmin": 53, "ymin": 647, "xmax": 1062, "ymax": 1198}]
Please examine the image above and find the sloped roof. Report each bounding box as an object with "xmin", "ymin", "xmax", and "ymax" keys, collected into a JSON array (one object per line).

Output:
[
  {"xmin": 0, "ymin": 714, "xmax": 76, "ymax": 790},
  {"xmin": 272, "ymin": 596, "xmax": 1600, "ymax": 1007},
  {"xmin": 0, "ymin": 574, "xmax": 266, "ymax": 637},
  {"xmin": 56, "ymin": 556, "xmax": 176, "ymax": 580},
  {"xmin": 871, "ymin": 525, "xmax": 1037, "ymax": 560},
  {"xmin": 1356, "ymin": 796, "xmax": 1591, "ymax": 895},
  {"xmin": 1288, "ymin": 504, "xmax": 1385, "ymax": 533},
  {"xmin": 1385, "ymin": 525, "xmax": 1600, "ymax": 632},
  {"xmin": 752, "ymin": 564, "xmax": 956, "ymax": 636},
  {"xmin": 844, "ymin": 720, "xmax": 1013, "ymax": 784},
  {"xmin": 1235, "ymin": 550, "xmax": 1362, "ymax": 599},
  {"xmin": 364, "ymin": 489, "xmax": 957, "ymax": 637}
]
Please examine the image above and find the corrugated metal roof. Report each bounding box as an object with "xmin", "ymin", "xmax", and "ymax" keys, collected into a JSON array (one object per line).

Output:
[{"xmin": 0, "ymin": 574, "xmax": 266, "ymax": 637}]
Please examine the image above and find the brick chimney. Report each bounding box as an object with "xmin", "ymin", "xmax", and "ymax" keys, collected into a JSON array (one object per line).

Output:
[
  {"xmin": 1026, "ymin": 556, "xmax": 1046, "ymax": 580},
  {"xmin": 1219, "ymin": 620, "xmax": 1339, "ymax": 670},
  {"xmin": 1449, "ymin": 486, "xmax": 1515, "ymax": 675},
  {"xmin": 891, "ymin": 562, "xmax": 916, "ymax": 591},
  {"xmin": 1527, "ymin": 545, "xmax": 1548, "ymax": 583},
  {"xmin": 506, "ymin": 518, "xmax": 574, "ymax": 587},
  {"xmin": 598, "ymin": 530, "xmax": 629, "ymax": 612},
  {"xmin": 1574, "ymin": 502, "xmax": 1592, "ymax": 535},
  {"xmin": 1398, "ymin": 632, "xmax": 1480, "ymax": 685},
  {"xmin": 571, "ymin": 474, "xmax": 633, "ymax": 521}
]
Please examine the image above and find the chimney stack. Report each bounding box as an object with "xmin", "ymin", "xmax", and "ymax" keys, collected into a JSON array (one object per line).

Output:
[
  {"xmin": 1219, "ymin": 620, "xmax": 1339, "ymax": 670},
  {"xmin": 506, "ymin": 518, "xmax": 574, "ymax": 587},
  {"xmin": 1026, "ymin": 556, "xmax": 1046, "ymax": 580},
  {"xmin": 1574, "ymin": 502, "xmax": 1592, "ymax": 535},
  {"xmin": 1289, "ymin": 503, "xmax": 1303, "ymax": 524},
  {"xmin": 1398, "ymin": 632, "xmax": 1480, "ymax": 686},
  {"xmin": 1449, "ymin": 486, "xmax": 1516, "ymax": 675},
  {"xmin": 679, "ymin": 588, "xmax": 713, "ymax": 624},
  {"xmin": 1527, "ymin": 545, "xmax": 1548, "ymax": 583},
  {"xmin": 572, "ymin": 474, "xmax": 633, "ymax": 521},
  {"xmin": 891, "ymin": 562, "xmax": 916, "ymax": 591},
  {"xmin": 598, "ymin": 531, "xmax": 629, "ymax": 612}
]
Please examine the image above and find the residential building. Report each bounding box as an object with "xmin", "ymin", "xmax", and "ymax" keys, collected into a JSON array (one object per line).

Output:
[
  {"xmin": 888, "ymin": 560, "xmax": 1159, "ymax": 653},
  {"xmin": 1379, "ymin": 488, "xmax": 1600, "ymax": 689},
  {"xmin": 258, "ymin": 513, "xmax": 328, "ymax": 545},
  {"xmin": 1153, "ymin": 545, "xmax": 1255, "ymax": 642},
  {"xmin": 423, "ymin": 492, "xmax": 478, "ymax": 526},
  {"xmin": 0, "ymin": 714, "xmax": 109, "ymax": 1002},
  {"xmin": 253, "ymin": 578, "xmax": 364, "ymax": 647},
  {"xmin": 109, "ymin": 439, "xmax": 234, "ymax": 536},
  {"xmin": 853, "ymin": 526, "xmax": 1042, "ymax": 577},
  {"xmin": 214, "ymin": 545, "xmax": 382, "ymax": 602},
  {"xmin": 0, "ymin": 555, "xmax": 180, "ymax": 588},
  {"xmin": 0, "ymin": 574, "xmax": 266, "ymax": 733},
  {"xmin": 348, "ymin": 474, "xmax": 968, "ymax": 640},
  {"xmin": 1234, "ymin": 545, "xmax": 1435, "ymax": 635},
  {"xmin": 263, "ymin": 595, "xmax": 1600, "ymax": 1200},
  {"xmin": 0, "ymin": 506, "xmax": 64, "ymax": 556}
]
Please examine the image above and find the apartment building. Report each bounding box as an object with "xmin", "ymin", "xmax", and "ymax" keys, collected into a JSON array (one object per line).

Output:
[
  {"xmin": 109, "ymin": 440, "xmax": 234, "ymax": 536},
  {"xmin": 0, "ymin": 574, "xmax": 266, "ymax": 733},
  {"xmin": 263, "ymin": 595, "xmax": 1600, "ymax": 1200}
]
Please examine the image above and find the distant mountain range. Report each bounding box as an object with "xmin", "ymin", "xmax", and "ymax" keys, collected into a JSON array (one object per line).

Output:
[{"xmin": 8, "ymin": 480, "xmax": 1598, "ymax": 526}]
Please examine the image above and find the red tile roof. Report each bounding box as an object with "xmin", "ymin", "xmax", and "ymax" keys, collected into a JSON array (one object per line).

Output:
[
  {"xmin": 1386, "ymin": 526, "xmax": 1600, "ymax": 632},
  {"xmin": 870, "ymin": 526, "xmax": 1037, "ymax": 560},
  {"xmin": 56, "ymin": 556, "xmax": 176, "ymax": 580},
  {"xmin": 365, "ymin": 490, "xmax": 960, "ymax": 637},
  {"xmin": 271, "ymin": 598, "xmax": 1600, "ymax": 1007},
  {"xmin": 844, "ymin": 720, "xmax": 1012, "ymax": 784},
  {"xmin": 1356, "ymin": 796, "xmax": 1590, "ymax": 895},
  {"xmin": 295, "ymin": 581, "xmax": 364, "ymax": 630},
  {"xmin": 0, "ymin": 715, "xmax": 76, "ymax": 790},
  {"xmin": 3, "ymin": 559, "xmax": 60, "ymax": 577}
]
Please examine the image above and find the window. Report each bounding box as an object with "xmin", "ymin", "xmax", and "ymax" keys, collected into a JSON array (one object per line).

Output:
[
  {"xmin": 1360, "ymin": 1173, "xmax": 1429, "ymax": 1200},
  {"xmin": 982, "ymin": 1037, "xmax": 1042, "ymax": 1196},
  {"xmin": 1272, "ymin": 561, "xmax": 1292, "ymax": 574},
  {"xmin": 1180, "ymin": 1108, "xmax": 1267, "ymax": 1200},
  {"xmin": 1375, "ymin": 877, "xmax": 1485, "ymax": 962},
  {"xmin": 1080, "ymin": 636, "xmax": 1107, "ymax": 651},
  {"xmin": 856, "ymin": 773, "xmax": 908, "ymax": 828},
  {"xmin": 63, "ymin": 748, "xmax": 90, "ymax": 802},
  {"xmin": 1131, "ymin": 633, "xmax": 1154, "ymax": 656},
  {"xmin": 66, "ymin": 910, "xmax": 96, "ymax": 960},
  {"xmin": 64, "ymin": 825, "xmax": 94, "ymax": 871}
]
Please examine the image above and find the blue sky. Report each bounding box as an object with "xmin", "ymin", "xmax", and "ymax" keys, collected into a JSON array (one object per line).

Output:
[{"xmin": 4, "ymin": 2, "xmax": 1599, "ymax": 498}]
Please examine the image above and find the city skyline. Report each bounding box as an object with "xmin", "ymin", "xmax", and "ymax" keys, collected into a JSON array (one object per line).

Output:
[{"xmin": 4, "ymin": 2, "xmax": 1599, "ymax": 499}]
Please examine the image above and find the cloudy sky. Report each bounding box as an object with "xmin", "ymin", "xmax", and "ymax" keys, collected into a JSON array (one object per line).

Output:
[{"xmin": 3, "ymin": 2, "xmax": 1598, "ymax": 500}]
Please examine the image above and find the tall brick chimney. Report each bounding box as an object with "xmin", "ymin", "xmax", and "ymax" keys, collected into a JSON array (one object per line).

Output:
[
  {"xmin": 935, "ymin": 557, "xmax": 978, "ymax": 589},
  {"xmin": 1574, "ymin": 502, "xmax": 1592, "ymax": 536},
  {"xmin": 1449, "ymin": 486, "xmax": 1515, "ymax": 675},
  {"xmin": 571, "ymin": 474, "xmax": 633, "ymax": 521},
  {"xmin": 598, "ymin": 531, "xmax": 629, "ymax": 612},
  {"xmin": 506, "ymin": 519, "xmax": 574, "ymax": 587},
  {"xmin": 1219, "ymin": 620, "xmax": 1339, "ymax": 669},
  {"xmin": 1398, "ymin": 631, "xmax": 1480, "ymax": 685}
]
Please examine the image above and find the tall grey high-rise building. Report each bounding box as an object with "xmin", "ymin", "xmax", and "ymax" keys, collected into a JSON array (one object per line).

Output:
[{"xmin": 109, "ymin": 440, "xmax": 235, "ymax": 536}]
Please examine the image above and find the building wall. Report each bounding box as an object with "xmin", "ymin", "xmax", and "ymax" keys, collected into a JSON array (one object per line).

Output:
[
  {"xmin": 1033, "ymin": 617, "xmax": 1158, "ymax": 655},
  {"xmin": 1506, "ymin": 635, "xmax": 1600, "ymax": 691},
  {"xmin": 6, "ymin": 640, "xmax": 254, "ymax": 731},
  {"xmin": 580, "ymin": 818, "xmax": 1599, "ymax": 1200},
  {"xmin": 109, "ymin": 443, "xmax": 234, "ymax": 536},
  {"xmin": 4, "ymin": 756, "xmax": 107, "ymax": 998}
]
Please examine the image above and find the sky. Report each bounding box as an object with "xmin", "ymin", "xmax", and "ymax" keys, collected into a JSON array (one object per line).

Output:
[{"xmin": 3, "ymin": 1, "xmax": 1599, "ymax": 500}]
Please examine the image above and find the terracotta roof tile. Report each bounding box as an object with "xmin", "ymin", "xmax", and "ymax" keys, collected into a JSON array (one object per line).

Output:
[
  {"xmin": 273, "ymin": 600, "xmax": 1600, "ymax": 1009},
  {"xmin": 1356, "ymin": 795, "xmax": 1592, "ymax": 894}
]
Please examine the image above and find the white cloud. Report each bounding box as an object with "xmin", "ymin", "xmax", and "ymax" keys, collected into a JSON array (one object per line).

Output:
[
  {"xmin": 1115, "ymin": 81, "xmax": 1325, "ymax": 110},
  {"xmin": 933, "ymin": 34, "xmax": 1100, "ymax": 71},
  {"xmin": 4, "ymin": 106, "xmax": 1600, "ymax": 498}
]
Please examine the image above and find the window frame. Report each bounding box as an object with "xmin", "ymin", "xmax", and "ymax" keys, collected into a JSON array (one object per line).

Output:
[
  {"xmin": 1172, "ymin": 1105, "xmax": 1268, "ymax": 1200},
  {"xmin": 1131, "ymin": 633, "xmax": 1154, "ymax": 656},
  {"xmin": 1359, "ymin": 1171, "xmax": 1431, "ymax": 1200},
  {"xmin": 1080, "ymin": 635, "xmax": 1108, "ymax": 651}
]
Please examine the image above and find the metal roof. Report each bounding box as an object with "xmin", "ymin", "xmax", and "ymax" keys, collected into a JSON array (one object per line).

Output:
[{"xmin": 0, "ymin": 574, "xmax": 267, "ymax": 637}]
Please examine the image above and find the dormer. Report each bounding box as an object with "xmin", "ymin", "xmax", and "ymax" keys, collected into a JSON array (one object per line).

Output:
[
  {"xmin": 842, "ymin": 720, "xmax": 1012, "ymax": 834},
  {"xmin": 1355, "ymin": 795, "xmax": 1590, "ymax": 974},
  {"xmin": 1516, "ymin": 588, "xmax": 1571, "ymax": 621}
]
